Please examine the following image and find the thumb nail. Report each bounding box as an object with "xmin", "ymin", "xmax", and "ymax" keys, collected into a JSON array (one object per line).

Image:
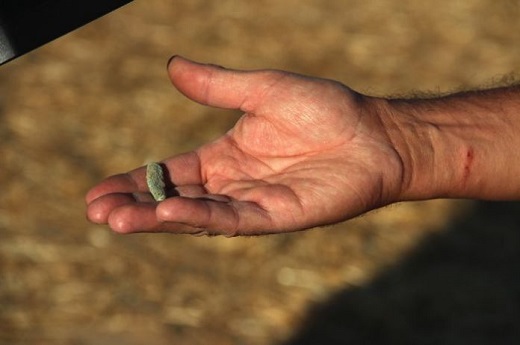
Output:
[{"xmin": 166, "ymin": 55, "xmax": 178, "ymax": 70}]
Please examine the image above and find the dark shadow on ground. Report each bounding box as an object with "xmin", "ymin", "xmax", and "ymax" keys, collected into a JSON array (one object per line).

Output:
[{"xmin": 282, "ymin": 201, "xmax": 520, "ymax": 345}]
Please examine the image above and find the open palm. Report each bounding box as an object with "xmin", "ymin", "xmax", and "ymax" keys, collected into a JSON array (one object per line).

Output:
[{"xmin": 86, "ymin": 57, "xmax": 404, "ymax": 236}]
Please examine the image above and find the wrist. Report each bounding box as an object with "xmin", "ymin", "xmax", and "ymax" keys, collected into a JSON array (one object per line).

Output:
[
  {"xmin": 378, "ymin": 88, "xmax": 520, "ymax": 202},
  {"xmin": 378, "ymin": 98, "xmax": 460, "ymax": 201}
]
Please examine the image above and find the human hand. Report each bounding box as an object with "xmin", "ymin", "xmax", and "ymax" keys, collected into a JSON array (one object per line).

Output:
[{"xmin": 86, "ymin": 56, "xmax": 406, "ymax": 236}]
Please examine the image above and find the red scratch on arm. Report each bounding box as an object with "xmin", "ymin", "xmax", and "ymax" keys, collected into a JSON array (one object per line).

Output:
[{"xmin": 462, "ymin": 148, "xmax": 474, "ymax": 187}]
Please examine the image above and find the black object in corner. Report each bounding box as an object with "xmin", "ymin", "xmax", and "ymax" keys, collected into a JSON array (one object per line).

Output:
[{"xmin": 0, "ymin": 0, "xmax": 133, "ymax": 65}]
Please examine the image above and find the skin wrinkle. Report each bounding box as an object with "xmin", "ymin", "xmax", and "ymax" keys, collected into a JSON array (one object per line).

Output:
[
  {"xmin": 248, "ymin": 197, "xmax": 273, "ymax": 218},
  {"xmin": 229, "ymin": 135, "xmax": 272, "ymax": 166},
  {"xmin": 383, "ymin": 101, "xmax": 439, "ymax": 200},
  {"xmin": 218, "ymin": 180, "xmax": 267, "ymax": 200},
  {"xmin": 201, "ymin": 141, "xmax": 252, "ymax": 186},
  {"xmin": 343, "ymin": 134, "xmax": 401, "ymax": 204},
  {"xmin": 258, "ymin": 78, "xmax": 342, "ymax": 148},
  {"xmin": 422, "ymin": 121, "xmax": 440, "ymax": 195},
  {"xmin": 240, "ymin": 106, "xmax": 353, "ymax": 161},
  {"xmin": 224, "ymin": 201, "xmax": 241, "ymax": 237},
  {"xmin": 196, "ymin": 131, "xmax": 305, "ymax": 231},
  {"xmin": 240, "ymin": 123, "xmax": 338, "ymax": 159},
  {"xmin": 226, "ymin": 131, "xmax": 331, "ymax": 180},
  {"xmin": 192, "ymin": 198, "xmax": 211, "ymax": 229},
  {"xmin": 242, "ymin": 200, "xmax": 276, "ymax": 235},
  {"xmin": 240, "ymin": 71, "xmax": 289, "ymax": 113},
  {"xmin": 199, "ymin": 140, "xmax": 269, "ymax": 193},
  {"xmin": 345, "ymin": 95, "xmax": 366, "ymax": 141},
  {"xmin": 201, "ymin": 64, "xmax": 219, "ymax": 106},
  {"xmin": 293, "ymin": 182, "xmax": 341, "ymax": 222},
  {"xmin": 233, "ymin": 77, "xmax": 358, "ymax": 161},
  {"xmin": 238, "ymin": 115, "xmax": 301, "ymax": 156},
  {"xmin": 206, "ymin": 199, "xmax": 223, "ymax": 232},
  {"xmin": 361, "ymin": 98, "xmax": 410, "ymax": 199},
  {"xmin": 251, "ymin": 97, "xmax": 390, "ymax": 220},
  {"xmin": 266, "ymin": 188, "xmax": 304, "ymax": 231},
  {"xmin": 203, "ymin": 156, "xmax": 313, "ymax": 228},
  {"xmin": 275, "ymin": 158, "xmax": 362, "ymax": 224}
]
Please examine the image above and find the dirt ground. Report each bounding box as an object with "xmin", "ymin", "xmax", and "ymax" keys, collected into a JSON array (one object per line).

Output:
[{"xmin": 1, "ymin": 1, "xmax": 520, "ymax": 344}]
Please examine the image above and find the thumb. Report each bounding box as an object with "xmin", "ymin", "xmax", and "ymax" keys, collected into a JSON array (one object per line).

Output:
[{"xmin": 167, "ymin": 56, "xmax": 280, "ymax": 112}]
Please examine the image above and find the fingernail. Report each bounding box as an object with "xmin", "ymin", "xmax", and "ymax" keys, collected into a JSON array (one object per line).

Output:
[{"xmin": 166, "ymin": 55, "xmax": 178, "ymax": 70}]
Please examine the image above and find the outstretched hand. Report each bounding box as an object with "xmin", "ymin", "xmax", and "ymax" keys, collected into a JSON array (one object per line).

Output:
[{"xmin": 86, "ymin": 56, "xmax": 405, "ymax": 236}]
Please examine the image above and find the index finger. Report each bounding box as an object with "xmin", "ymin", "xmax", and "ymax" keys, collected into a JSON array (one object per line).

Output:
[
  {"xmin": 86, "ymin": 151, "xmax": 204, "ymax": 205},
  {"xmin": 85, "ymin": 172, "xmax": 141, "ymax": 205}
]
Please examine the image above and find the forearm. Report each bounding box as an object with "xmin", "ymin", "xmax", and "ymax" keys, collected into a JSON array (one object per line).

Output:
[{"xmin": 378, "ymin": 85, "xmax": 520, "ymax": 201}]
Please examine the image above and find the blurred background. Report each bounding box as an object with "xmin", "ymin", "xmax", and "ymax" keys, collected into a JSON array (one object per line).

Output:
[{"xmin": 1, "ymin": 0, "xmax": 520, "ymax": 344}]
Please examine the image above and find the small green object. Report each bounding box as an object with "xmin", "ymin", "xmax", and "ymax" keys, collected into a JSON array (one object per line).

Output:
[{"xmin": 146, "ymin": 162, "xmax": 166, "ymax": 201}]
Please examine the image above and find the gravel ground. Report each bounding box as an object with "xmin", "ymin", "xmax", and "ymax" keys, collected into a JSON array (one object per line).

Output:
[{"xmin": 1, "ymin": 1, "xmax": 520, "ymax": 344}]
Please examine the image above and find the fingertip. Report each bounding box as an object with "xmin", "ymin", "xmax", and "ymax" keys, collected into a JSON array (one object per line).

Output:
[
  {"xmin": 166, "ymin": 55, "xmax": 197, "ymax": 93},
  {"xmin": 167, "ymin": 55, "xmax": 191, "ymax": 74},
  {"xmin": 86, "ymin": 193, "xmax": 139, "ymax": 225},
  {"xmin": 109, "ymin": 217, "xmax": 134, "ymax": 234},
  {"xmin": 86, "ymin": 197, "xmax": 111, "ymax": 224},
  {"xmin": 155, "ymin": 197, "xmax": 184, "ymax": 221},
  {"xmin": 166, "ymin": 55, "xmax": 193, "ymax": 76},
  {"xmin": 108, "ymin": 206, "xmax": 139, "ymax": 234},
  {"xmin": 166, "ymin": 54, "xmax": 178, "ymax": 70},
  {"xmin": 167, "ymin": 57, "xmax": 253, "ymax": 110},
  {"xmin": 85, "ymin": 173, "xmax": 142, "ymax": 204},
  {"xmin": 156, "ymin": 197, "xmax": 209, "ymax": 229},
  {"xmin": 86, "ymin": 207, "xmax": 107, "ymax": 225},
  {"xmin": 108, "ymin": 203, "xmax": 161, "ymax": 234}
]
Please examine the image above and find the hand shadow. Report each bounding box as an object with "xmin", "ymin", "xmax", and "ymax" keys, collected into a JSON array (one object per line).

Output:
[{"xmin": 282, "ymin": 201, "xmax": 520, "ymax": 345}]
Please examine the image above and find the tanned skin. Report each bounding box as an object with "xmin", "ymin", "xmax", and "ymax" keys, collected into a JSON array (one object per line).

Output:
[{"xmin": 86, "ymin": 57, "xmax": 520, "ymax": 236}]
